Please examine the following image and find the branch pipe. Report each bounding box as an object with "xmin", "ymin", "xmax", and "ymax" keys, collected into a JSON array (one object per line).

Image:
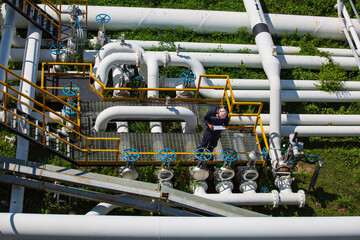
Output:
[{"xmin": 93, "ymin": 106, "xmax": 197, "ymax": 133}]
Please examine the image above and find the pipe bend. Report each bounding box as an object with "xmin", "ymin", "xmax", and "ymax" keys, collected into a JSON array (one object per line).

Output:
[{"xmin": 93, "ymin": 106, "xmax": 197, "ymax": 133}]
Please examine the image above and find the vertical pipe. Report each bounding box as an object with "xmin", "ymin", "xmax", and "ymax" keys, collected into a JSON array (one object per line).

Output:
[
  {"xmin": 243, "ymin": 0, "xmax": 282, "ymax": 165},
  {"xmin": 9, "ymin": 23, "xmax": 42, "ymax": 213},
  {"xmin": 0, "ymin": 6, "xmax": 15, "ymax": 100}
]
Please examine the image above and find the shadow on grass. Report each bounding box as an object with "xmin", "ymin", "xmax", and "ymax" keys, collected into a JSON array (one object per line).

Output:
[{"xmin": 309, "ymin": 187, "xmax": 339, "ymax": 208}]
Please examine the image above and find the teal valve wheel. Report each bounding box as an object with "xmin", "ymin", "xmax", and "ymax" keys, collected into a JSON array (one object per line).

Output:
[
  {"xmin": 50, "ymin": 44, "xmax": 66, "ymax": 55},
  {"xmin": 180, "ymin": 71, "xmax": 196, "ymax": 83},
  {"xmin": 62, "ymin": 84, "xmax": 79, "ymax": 97},
  {"xmin": 195, "ymin": 148, "xmax": 212, "ymax": 162},
  {"xmin": 96, "ymin": 14, "xmax": 111, "ymax": 23},
  {"xmin": 221, "ymin": 148, "xmax": 238, "ymax": 162},
  {"xmin": 63, "ymin": 102, "xmax": 78, "ymax": 115},
  {"xmin": 261, "ymin": 186, "xmax": 269, "ymax": 193},
  {"xmin": 262, "ymin": 147, "xmax": 271, "ymax": 161},
  {"xmin": 122, "ymin": 148, "xmax": 140, "ymax": 162},
  {"xmin": 158, "ymin": 148, "xmax": 177, "ymax": 163}
]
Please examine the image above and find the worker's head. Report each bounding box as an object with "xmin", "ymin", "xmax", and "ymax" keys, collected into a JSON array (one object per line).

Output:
[{"xmin": 218, "ymin": 108, "xmax": 227, "ymax": 119}]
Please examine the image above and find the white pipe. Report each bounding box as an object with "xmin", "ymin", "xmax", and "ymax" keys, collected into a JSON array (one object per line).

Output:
[
  {"xmin": 243, "ymin": 0, "xmax": 282, "ymax": 164},
  {"xmin": 258, "ymin": 126, "xmax": 360, "ymax": 137},
  {"xmin": 86, "ymin": 203, "xmax": 118, "ymax": 216},
  {"xmin": 104, "ymin": 40, "xmax": 360, "ymax": 57},
  {"xmin": 232, "ymin": 114, "xmax": 360, "ymax": 126},
  {"xmin": 7, "ymin": 4, "xmax": 360, "ymax": 40},
  {"xmin": 9, "ymin": 48, "xmax": 359, "ymax": 70},
  {"xmin": 0, "ymin": 6, "xmax": 15, "ymax": 100},
  {"xmin": 93, "ymin": 106, "xmax": 197, "ymax": 133},
  {"xmin": 1, "ymin": 213, "xmax": 360, "ymax": 239},
  {"xmin": 10, "ymin": 23, "xmax": 42, "ymax": 214}
]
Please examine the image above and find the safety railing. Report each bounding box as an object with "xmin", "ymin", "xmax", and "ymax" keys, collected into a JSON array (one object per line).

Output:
[{"xmin": 0, "ymin": 64, "xmax": 120, "ymax": 165}]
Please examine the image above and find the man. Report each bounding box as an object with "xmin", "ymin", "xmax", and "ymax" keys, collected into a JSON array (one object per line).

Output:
[{"xmin": 197, "ymin": 107, "xmax": 229, "ymax": 153}]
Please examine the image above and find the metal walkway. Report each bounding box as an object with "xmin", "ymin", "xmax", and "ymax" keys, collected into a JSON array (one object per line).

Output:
[
  {"xmin": 3, "ymin": 0, "xmax": 60, "ymax": 40},
  {"xmin": 0, "ymin": 156, "xmax": 267, "ymax": 217}
]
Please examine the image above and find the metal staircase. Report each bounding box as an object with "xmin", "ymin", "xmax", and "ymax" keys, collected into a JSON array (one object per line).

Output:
[{"xmin": 3, "ymin": 0, "xmax": 60, "ymax": 40}]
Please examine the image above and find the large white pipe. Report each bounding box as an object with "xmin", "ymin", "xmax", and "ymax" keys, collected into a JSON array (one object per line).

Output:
[
  {"xmin": 5, "ymin": 4, "xmax": 360, "ymax": 40},
  {"xmin": 9, "ymin": 48, "xmax": 359, "ymax": 70},
  {"xmin": 93, "ymin": 106, "xmax": 197, "ymax": 133},
  {"xmin": 0, "ymin": 6, "xmax": 15, "ymax": 100},
  {"xmin": 1, "ymin": 213, "xmax": 360, "ymax": 239},
  {"xmin": 258, "ymin": 126, "xmax": 360, "ymax": 137},
  {"xmin": 244, "ymin": 0, "xmax": 282, "ymax": 163},
  {"xmin": 9, "ymin": 23, "xmax": 42, "ymax": 214},
  {"xmin": 232, "ymin": 114, "xmax": 360, "ymax": 126}
]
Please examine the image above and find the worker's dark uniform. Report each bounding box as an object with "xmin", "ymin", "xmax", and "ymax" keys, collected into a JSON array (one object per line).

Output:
[{"xmin": 198, "ymin": 108, "xmax": 229, "ymax": 152}]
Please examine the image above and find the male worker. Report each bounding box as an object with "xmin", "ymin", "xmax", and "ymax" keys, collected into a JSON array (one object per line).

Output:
[{"xmin": 197, "ymin": 107, "xmax": 229, "ymax": 153}]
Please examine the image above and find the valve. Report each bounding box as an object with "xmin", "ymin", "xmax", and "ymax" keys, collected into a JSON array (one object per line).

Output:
[
  {"xmin": 119, "ymin": 148, "xmax": 139, "ymax": 180},
  {"xmin": 190, "ymin": 148, "xmax": 211, "ymax": 181},
  {"xmin": 284, "ymin": 132, "xmax": 304, "ymax": 163},
  {"xmin": 96, "ymin": 14, "xmax": 111, "ymax": 47},
  {"xmin": 180, "ymin": 70, "xmax": 196, "ymax": 83},
  {"xmin": 156, "ymin": 148, "xmax": 176, "ymax": 187},
  {"xmin": 50, "ymin": 44, "xmax": 66, "ymax": 56},
  {"xmin": 176, "ymin": 44, "xmax": 185, "ymax": 55},
  {"xmin": 63, "ymin": 102, "xmax": 78, "ymax": 115},
  {"xmin": 221, "ymin": 148, "xmax": 238, "ymax": 162},
  {"xmin": 62, "ymin": 83, "xmax": 79, "ymax": 97},
  {"xmin": 248, "ymin": 142, "xmax": 261, "ymax": 167}
]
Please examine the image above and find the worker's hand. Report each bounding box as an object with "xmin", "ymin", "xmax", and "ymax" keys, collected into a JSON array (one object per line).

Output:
[{"xmin": 208, "ymin": 124, "xmax": 214, "ymax": 130}]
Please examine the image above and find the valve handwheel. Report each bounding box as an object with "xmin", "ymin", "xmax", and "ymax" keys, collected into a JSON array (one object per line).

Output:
[
  {"xmin": 262, "ymin": 147, "xmax": 268, "ymax": 161},
  {"xmin": 180, "ymin": 71, "xmax": 196, "ymax": 83},
  {"xmin": 96, "ymin": 14, "xmax": 111, "ymax": 23},
  {"xmin": 50, "ymin": 44, "xmax": 66, "ymax": 55},
  {"xmin": 122, "ymin": 148, "xmax": 140, "ymax": 162},
  {"xmin": 63, "ymin": 102, "xmax": 78, "ymax": 115},
  {"xmin": 158, "ymin": 148, "xmax": 177, "ymax": 163},
  {"xmin": 221, "ymin": 148, "xmax": 238, "ymax": 162},
  {"xmin": 62, "ymin": 84, "xmax": 79, "ymax": 97},
  {"xmin": 195, "ymin": 148, "xmax": 212, "ymax": 162},
  {"xmin": 261, "ymin": 186, "xmax": 269, "ymax": 193}
]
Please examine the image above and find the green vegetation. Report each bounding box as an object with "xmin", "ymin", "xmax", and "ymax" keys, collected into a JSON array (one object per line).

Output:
[{"xmin": 1, "ymin": 0, "xmax": 360, "ymax": 216}]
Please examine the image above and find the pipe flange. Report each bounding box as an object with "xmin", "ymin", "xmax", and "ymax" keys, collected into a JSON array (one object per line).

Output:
[
  {"xmin": 298, "ymin": 190, "xmax": 306, "ymax": 208},
  {"xmin": 163, "ymin": 51, "xmax": 169, "ymax": 68},
  {"xmin": 271, "ymin": 190, "xmax": 279, "ymax": 208},
  {"xmin": 1, "ymin": 24, "xmax": 14, "ymax": 31},
  {"xmin": 136, "ymin": 50, "xmax": 141, "ymax": 68}
]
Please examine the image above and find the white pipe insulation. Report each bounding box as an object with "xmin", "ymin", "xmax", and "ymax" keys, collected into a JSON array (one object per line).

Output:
[
  {"xmin": 258, "ymin": 126, "xmax": 360, "ymax": 137},
  {"xmin": 243, "ymin": 0, "xmax": 282, "ymax": 163},
  {"xmin": 232, "ymin": 114, "xmax": 360, "ymax": 126},
  {"xmin": 86, "ymin": 203, "xmax": 118, "ymax": 216},
  {"xmin": 8, "ymin": 49, "xmax": 359, "ymax": 70},
  {"xmin": 4, "ymin": 4, "xmax": 360, "ymax": 40},
  {"xmin": 0, "ymin": 6, "xmax": 15, "ymax": 100},
  {"xmin": 103, "ymin": 40, "xmax": 359, "ymax": 57},
  {"xmin": 1, "ymin": 213, "xmax": 360, "ymax": 239},
  {"xmin": 194, "ymin": 185, "xmax": 304, "ymax": 208},
  {"xmin": 93, "ymin": 106, "xmax": 197, "ymax": 133}
]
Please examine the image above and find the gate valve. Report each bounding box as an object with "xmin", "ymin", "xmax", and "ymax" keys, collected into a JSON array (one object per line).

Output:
[
  {"xmin": 190, "ymin": 148, "xmax": 211, "ymax": 181},
  {"xmin": 119, "ymin": 148, "xmax": 140, "ymax": 180}
]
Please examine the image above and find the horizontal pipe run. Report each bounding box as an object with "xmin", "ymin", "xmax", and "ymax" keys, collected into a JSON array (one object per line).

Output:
[
  {"xmin": 231, "ymin": 114, "xmax": 360, "ymax": 126},
  {"xmin": 257, "ymin": 126, "xmax": 360, "ymax": 137},
  {"xmin": 4, "ymin": 5, "xmax": 360, "ymax": 40},
  {"xmin": 1, "ymin": 213, "xmax": 360, "ymax": 239},
  {"xmin": 9, "ymin": 49, "xmax": 359, "ymax": 70}
]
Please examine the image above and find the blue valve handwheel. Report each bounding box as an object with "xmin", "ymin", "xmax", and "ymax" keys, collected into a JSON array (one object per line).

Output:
[
  {"xmin": 221, "ymin": 148, "xmax": 238, "ymax": 162},
  {"xmin": 50, "ymin": 44, "xmax": 66, "ymax": 55},
  {"xmin": 262, "ymin": 147, "xmax": 268, "ymax": 161},
  {"xmin": 261, "ymin": 186, "xmax": 269, "ymax": 193},
  {"xmin": 158, "ymin": 148, "xmax": 176, "ymax": 163},
  {"xmin": 63, "ymin": 102, "xmax": 78, "ymax": 115},
  {"xmin": 194, "ymin": 148, "xmax": 212, "ymax": 162},
  {"xmin": 96, "ymin": 14, "xmax": 111, "ymax": 23},
  {"xmin": 122, "ymin": 148, "xmax": 140, "ymax": 162},
  {"xmin": 62, "ymin": 84, "xmax": 79, "ymax": 97},
  {"xmin": 180, "ymin": 71, "xmax": 196, "ymax": 83},
  {"xmin": 133, "ymin": 75, "xmax": 143, "ymax": 81}
]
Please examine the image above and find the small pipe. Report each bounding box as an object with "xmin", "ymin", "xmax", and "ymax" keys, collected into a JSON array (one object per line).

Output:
[{"xmin": 86, "ymin": 202, "xmax": 118, "ymax": 215}]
